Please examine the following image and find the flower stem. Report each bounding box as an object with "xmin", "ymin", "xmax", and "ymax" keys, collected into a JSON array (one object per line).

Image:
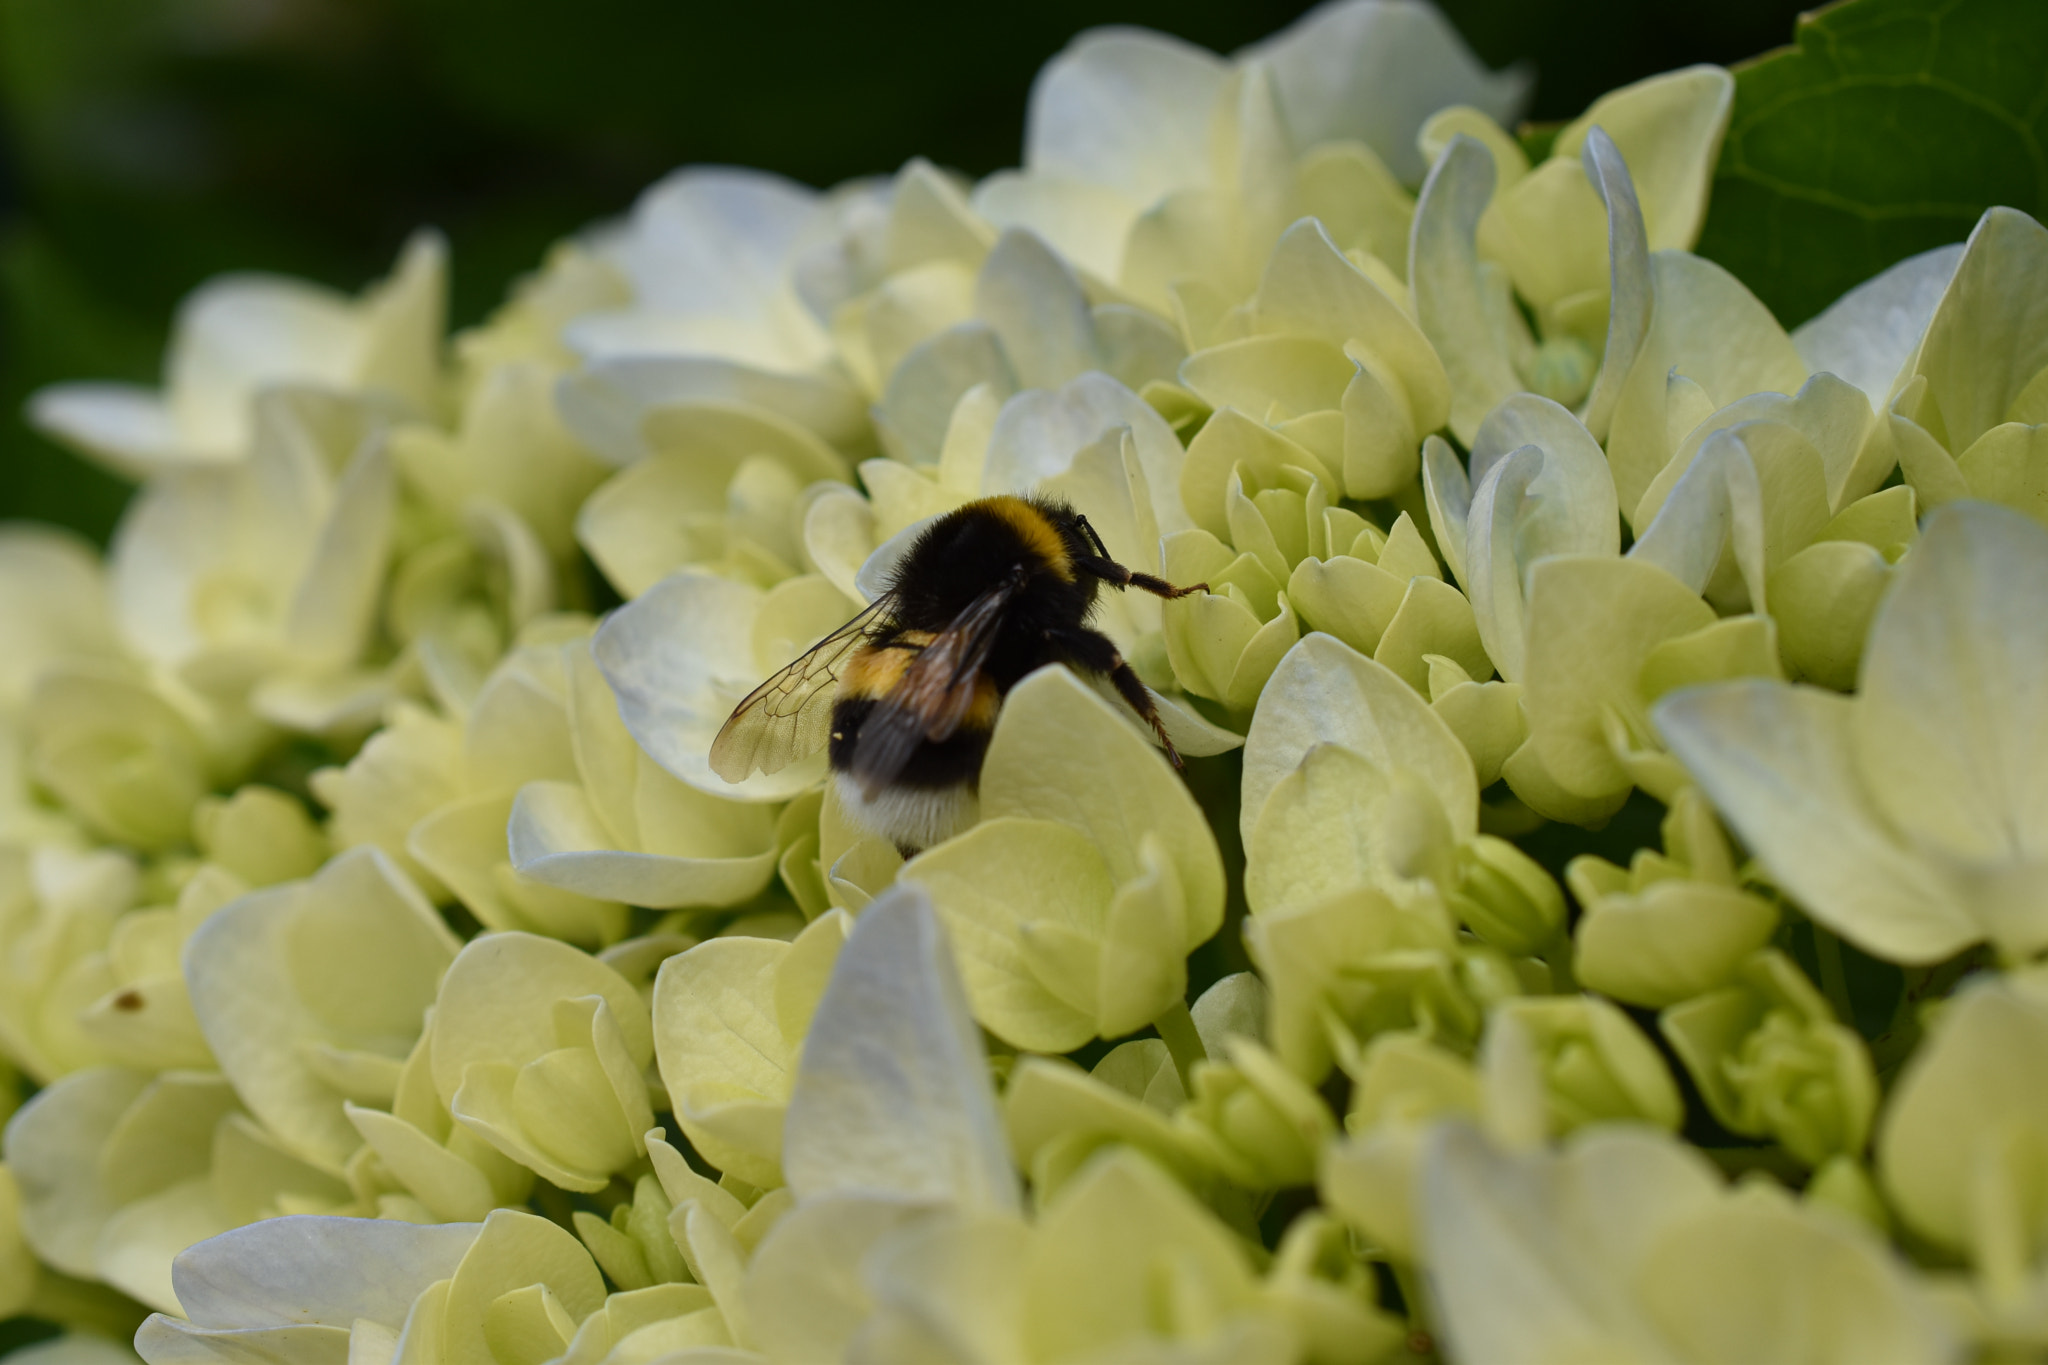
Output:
[
  {"xmin": 1153, "ymin": 999, "xmax": 1207, "ymax": 1091},
  {"xmin": 1539, "ymin": 930, "xmax": 1577, "ymax": 994},
  {"xmin": 1813, "ymin": 925, "xmax": 1856, "ymax": 1026}
]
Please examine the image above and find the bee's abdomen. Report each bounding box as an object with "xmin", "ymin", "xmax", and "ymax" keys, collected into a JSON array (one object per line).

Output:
[{"xmin": 828, "ymin": 696, "xmax": 992, "ymax": 790}]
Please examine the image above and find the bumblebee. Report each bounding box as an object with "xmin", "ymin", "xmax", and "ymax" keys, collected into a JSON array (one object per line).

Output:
[{"xmin": 709, "ymin": 494, "xmax": 1206, "ymax": 853}]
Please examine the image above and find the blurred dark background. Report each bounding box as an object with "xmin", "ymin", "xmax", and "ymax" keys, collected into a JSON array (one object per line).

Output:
[{"xmin": 0, "ymin": 0, "xmax": 1811, "ymax": 543}]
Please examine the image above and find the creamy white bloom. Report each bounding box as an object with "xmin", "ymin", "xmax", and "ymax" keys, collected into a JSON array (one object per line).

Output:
[
  {"xmin": 1659, "ymin": 502, "xmax": 2048, "ymax": 963},
  {"xmin": 979, "ymin": 0, "xmax": 1526, "ymax": 286},
  {"xmin": 31, "ymin": 233, "xmax": 444, "ymax": 476},
  {"xmin": 108, "ymin": 389, "xmax": 394, "ymax": 708},
  {"xmin": 572, "ymin": 168, "xmax": 836, "ymax": 373},
  {"xmin": 1422, "ymin": 1123, "xmax": 1955, "ymax": 1365}
]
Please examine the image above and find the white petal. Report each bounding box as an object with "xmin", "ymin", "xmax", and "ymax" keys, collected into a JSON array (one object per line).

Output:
[
  {"xmin": 876, "ymin": 324, "xmax": 1018, "ymax": 467},
  {"xmin": 972, "ymin": 174, "xmax": 1137, "ymax": 284},
  {"xmin": 1245, "ymin": 0, "xmax": 1530, "ymax": 185},
  {"xmin": 1410, "ymin": 136, "xmax": 1519, "ymax": 446},
  {"xmin": 94, "ymin": 1178, "xmax": 232, "ymax": 1313},
  {"xmin": 1793, "ymin": 243, "xmax": 1963, "ymax": 408},
  {"xmin": 1627, "ymin": 425, "xmax": 1769, "ymax": 609},
  {"xmin": 1242, "ymin": 633, "xmax": 1477, "ymax": 845},
  {"xmin": 42, "ymin": 1334, "xmax": 165, "ymax": 1365},
  {"xmin": 981, "ymin": 373, "xmax": 1191, "ymax": 537},
  {"xmin": 979, "ymin": 666, "xmax": 1224, "ymax": 935},
  {"xmin": 282, "ymin": 443, "xmax": 395, "ymax": 671},
  {"xmin": 742, "ymin": 1195, "xmax": 933, "ymax": 1365},
  {"xmin": 1607, "ymin": 250, "xmax": 1807, "ymax": 524},
  {"xmin": 1463, "ymin": 445, "xmax": 1543, "ymax": 682},
  {"xmin": 607, "ymin": 167, "xmax": 819, "ymax": 317},
  {"xmin": 166, "ymin": 275, "xmax": 360, "ymax": 457},
  {"xmin": 1465, "ymin": 396, "xmax": 1619, "ymax": 682},
  {"xmin": 1025, "ymin": 28, "xmax": 1225, "ymax": 205},
  {"xmin": 1421, "ymin": 434, "xmax": 1473, "ymax": 583},
  {"xmin": 1421, "ymin": 1123, "xmax": 1714, "ymax": 1365},
  {"xmin": 974, "ymin": 230, "xmax": 1101, "ymax": 391},
  {"xmin": 592, "ymin": 571, "xmax": 824, "ymax": 802},
  {"xmin": 27, "ymin": 383, "xmax": 189, "ymax": 476},
  {"xmin": 1468, "ymin": 394, "xmax": 1619, "ymax": 557},
  {"xmin": 4, "ymin": 1066, "xmax": 148, "ymax": 1276},
  {"xmin": 1854, "ymin": 502, "xmax": 2048, "ymax": 869},
  {"xmin": 553, "ymin": 354, "xmax": 867, "ymax": 464},
  {"xmin": 507, "ymin": 781, "xmax": 777, "ymax": 909},
  {"xmin": 1553, "ymin": 67, "xmax": 1731, "ymax": 252},
  {"xmin": 1655, "ymin": 682, "xmax": 1978, "ymax": 963},
  {"xmin": 1577, "ymin": 126, "xmax": 1653, "ymax": 443},
  {"xmin": 184, "ymin": 849, "xmax": 457, "ymax": 1170},
  {"xmin": 0, "ymin": 525, "xmax": 117, "ymax": 712},
  {"xmin": 136, "ymin": 1317, "xmax": 350, "ymax": 1365},
  {"xmin": 1910, "ymin": 207, "xmax": 2048, "ymax": 452},
  {"xmin": 783, "ymin": 885, "xmax": 1019, "ymax": 1213},
  {"xmin": 168, "ymin": 1215, "xmax": 479, "ymax": 1327}
]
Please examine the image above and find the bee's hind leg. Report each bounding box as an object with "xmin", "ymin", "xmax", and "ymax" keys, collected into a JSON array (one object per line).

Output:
[{"xmin": 1048, "ymin": 626, "xmax": 1184, "ymax": 768}]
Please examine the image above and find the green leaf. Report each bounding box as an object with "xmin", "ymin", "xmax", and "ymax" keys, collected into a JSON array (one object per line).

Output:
[{"xmin": 1696, "ymin": 0, "xmax": 2048, "ymax": 328}]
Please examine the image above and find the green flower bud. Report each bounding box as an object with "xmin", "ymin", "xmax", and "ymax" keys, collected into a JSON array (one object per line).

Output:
[
  {"xmin": 1288, "ymin": 512, "xmax": 1492, "ymax": 695},
  {"xmin": 1571, "ymin": 787, "xmax": 1780, "ymax": 1008},
  {"xmin": 1178, "ymin": 1038, "xmax": 1336, "ymax": 1189},
  {"xmin": 573, "ymin": 405, "xmax": 844, "ymax": 598},
  {"xmin": 346, "ymin": 1021, "xmax": 535, "ymax": 1224},
  {"xmin": 1805, "ymin": 1155, "xmax": 1891, "ymax": 1237},
  {"xmin": 1448, "ymin": 833, "xmax": 1565, "ymax": 957},
  {"xmin": 1246, "ymin": 886, "xmax": 1483, "ymax": 1086},
  {"xmin": 1426, "ymin": 654, "xmax": 1526, "ymax": 788},
  {"xmin": 1178, "ymin": 222, "xmax": 1450, "ymax": 502},
  {"xmin": 1662, "ymin": 949, "xmax": 1876, "ymax": 1167},
  {"xmin": 1259, "ymin": 1210, "xmax": 1407, "ymax": 1363},
  {"xmin": 1005, "ymin": 1042, "xmax": 1212, "ymax": 1204},
  {"xmin": 1767, "ymin": 539, "xmax": 1893, "ymax": 690},
  {"xmin": 1159, "ymin": 530, "xmax": 1299, "ymax": 715},
  {"xmin": 192, "ymin": 785, "xmax": 328, "ymax": 888},
  {"xmin": 1527, "ymin": 334, "xmax": 1597, "ymax": 407},
  {"xmin": 573, "ymin": 1174, "xmax": 688, "ymax": 1292},
  {"xmin": 73, "ymin": 864, "xmax": 234, "ymax": 1073},
  {"xmin": 1489, "ymin": 995, "xmax": 1684, "ymax": 1136}
]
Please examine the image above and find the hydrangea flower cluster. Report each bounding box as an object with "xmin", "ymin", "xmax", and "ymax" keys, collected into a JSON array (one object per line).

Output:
[{"xmin": 3, "ymin": 1, "xmax": 2045, "ymax": 1361}]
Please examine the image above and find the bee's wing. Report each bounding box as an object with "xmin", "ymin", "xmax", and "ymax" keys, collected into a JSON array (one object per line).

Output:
[
  {"xmin": 849, "ymin": 578, "xmax": 1021, "ymax": 800},
  {"xmin": 709, "ymin": 593, "xmax": 896, "ymax": 783}
]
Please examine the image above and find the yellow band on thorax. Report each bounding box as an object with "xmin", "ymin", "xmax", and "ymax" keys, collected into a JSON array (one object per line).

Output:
[{"xmin": 981, "ymin": 496, "xmax": 1073, "ymax": 580}]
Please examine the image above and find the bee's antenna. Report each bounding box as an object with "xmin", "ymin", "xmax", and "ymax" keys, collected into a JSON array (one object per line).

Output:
[{"xmin": 1072, "ymin": 513, "xmax": 1117, "ymax": 567}]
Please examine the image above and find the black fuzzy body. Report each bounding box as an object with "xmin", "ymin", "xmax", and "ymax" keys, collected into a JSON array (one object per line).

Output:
[
  {"xmin": 828, "ymin": 495, "xmax": 1101, "ymax": 798},
  {"xmin": 884, "ymin": 495, "xmax": 1102, "ymax": 689}
]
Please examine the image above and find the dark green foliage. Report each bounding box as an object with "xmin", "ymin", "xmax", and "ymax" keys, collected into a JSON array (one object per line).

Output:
[
  {"xmin": 1696, "ymin": 0, "xmax": 2048, "ymax": 327},
  {"xmin": 0, "ymin": 0, "xmax": 1810, "ymax": 543}
]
